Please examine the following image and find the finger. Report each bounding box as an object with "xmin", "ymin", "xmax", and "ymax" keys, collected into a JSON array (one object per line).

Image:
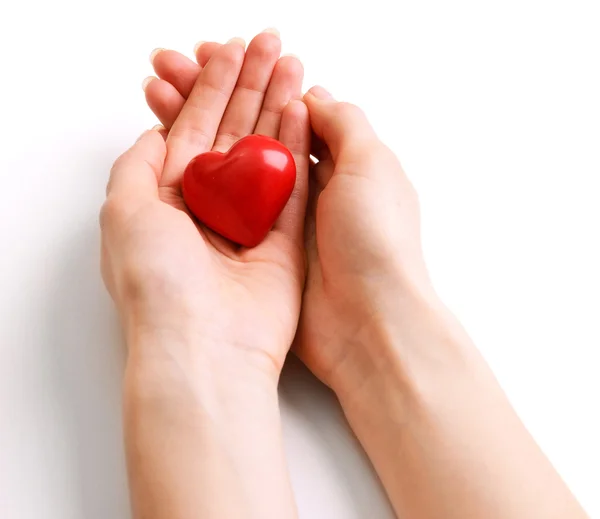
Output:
[
  {"xmin": 143, "ymin": 77, "xmax": 185, "ymax": 129},
  {"xmin": 151, "ymin": 49, "xmax": 200, "ymax": 98},
  {"xmin": 145, "ymin": 46, "xmax": 221, "ymax": 127},
  {"xmin": 195, "ymin": 41, "xmax": 222, "ymax": 67},
  {"xmin": 161, "ymin": 38, "xmax": 246, "ymax": 187},
  {"xmin": 106, "ymin": 127, "xmax": 166, "ymax": 199},
  {"xmin": 272, "ymin": 100, "xmax": 311, "ymax": 243},
  {"xmin": 303, "ymin": 85, "xmax": 380, "ymax": 163},
  {"xmin": 212, "ymin": 30, "xmax": 281, "ymax": 152},
  {"xmin": 254, "ymin": 55, "xmax": 304, "ymax": 138}
]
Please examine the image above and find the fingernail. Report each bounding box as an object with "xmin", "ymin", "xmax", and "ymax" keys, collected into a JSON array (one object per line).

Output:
[
  {"xmin": 261, "ymin": 27, "xmax": 280, "ymax": 38},
  {"xmin": 193, "ymin": 40, "xmax": 205, "ymax": 54},
  {"xmin": 152, "ymin": 124, "xmax": 164, "ymax": 131},
  {"xmin": 281, "ymin": 52, "xmax": 300, "ymax": 60},
  {"xmin": 226, "ymin": 37, "xmax": 246, "ymax": 48},
  {"xmin": 142, "ymin": 76, "xmax": 156, "ymax": 91},
  {"xmin": 307, "ymin": 85, "xmax": 333, "ymax": 100},
  {"xmin": 149, "ymin": 48, "xmax": 165, "ymax": 64}
]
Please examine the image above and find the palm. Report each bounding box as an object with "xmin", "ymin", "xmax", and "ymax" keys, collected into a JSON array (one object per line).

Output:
[
  {"xmin": 141, "ymin": 34, "xmax": 309, "ymax": 370},
  {"xmin": 151, "ymin": 190, "xmax": 304, "ymax": 370}
]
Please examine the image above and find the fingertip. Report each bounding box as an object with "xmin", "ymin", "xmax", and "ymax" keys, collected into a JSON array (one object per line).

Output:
[
  {"xmin": 226, "ymin": 36, "xmax": 246, "ymax": 49},
  {"xmin": 261, "ymin": 27, "xmax": 280, "ymax": 38},
  {"xmin": 135, "ymin": 126, "xmax": 168, "ymax": 149},
  {"xmin": 151, "ymin": 50, "xmax": 200, "ymax": 98},
  {"xmin": 283, "ymin": 98, "xmax": 309, "ymax": 120},
  {"xmin": 195, "ymin": 41, "xmax": 221, "ymax": 67},
  {"xmin": 193, "ymin": 40, "xmax": 206, "ymax": 54},
  {"xmin": 150, "ymin": 48, "xmax": 165, "ymax": 64},
  {"xmin": 304, "ymin": 85, "xmax": 334, "ymax": 101},
  {"xmin": 248, "ymin": 30, "xmax": 282, "ymax": 60},
  {"xmin": 277, "ymin": 54, "xmax": 304, "ymax": 77},
  {"xmin": 152, "ymin": 124, "xmax": 168, "ymax": 140},
  {"xmin": 142, "ymin": 76, "xmax": 156, "ymax": 91}
]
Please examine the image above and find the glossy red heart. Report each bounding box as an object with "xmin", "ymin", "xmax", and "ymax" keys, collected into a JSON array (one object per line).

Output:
[{"xmin": 182, "ymin": 135, "xmax": 296, "ymax": 247}]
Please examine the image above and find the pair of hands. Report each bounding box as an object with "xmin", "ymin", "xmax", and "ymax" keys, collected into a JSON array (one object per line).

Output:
[
  {"xmin": 101, "ymin": 30, "xmax": 431, "ymax": 398},
  {"xmin": 99, "ymin": 31, "xmax": 591, "ymax": 519}
]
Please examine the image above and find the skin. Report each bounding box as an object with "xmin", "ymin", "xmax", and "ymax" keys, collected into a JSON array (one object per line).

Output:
[
  {"xmin": 102, "ymin": 31, "xmax": 590, "ymax": 519},
  {"xmin": 103, "ymin": 32, "xmax": 307, "ymax": 519}
]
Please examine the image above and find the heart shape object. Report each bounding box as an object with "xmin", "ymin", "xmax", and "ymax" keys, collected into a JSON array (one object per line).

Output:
[{"xmin": 182, "ymin": 135, "xmax": 296, "ymax": 247}]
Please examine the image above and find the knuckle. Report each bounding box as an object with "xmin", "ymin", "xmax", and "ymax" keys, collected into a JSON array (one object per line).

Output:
[{"xmin": 168, "ymin": 124, "xmax": 212, "ymax": 152}]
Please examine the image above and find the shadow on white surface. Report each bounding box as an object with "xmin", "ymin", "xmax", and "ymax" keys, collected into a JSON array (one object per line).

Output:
[
  {"xmin": 38, "ymin": 225, "xmax": 394, "ymax": 519},
  {"xmin": 280, "ymin": 357, "xmax": 395, "ymax": 519},
  {"xmin": 46, "ymin": 226, "xmax": 130, "ymax": 518}
]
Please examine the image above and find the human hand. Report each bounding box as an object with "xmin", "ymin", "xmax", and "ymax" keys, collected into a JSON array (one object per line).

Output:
[
  {"xmin": 293, "ymin": 87, "xmax": 438, "ymax": 397},
  {"xmin": 297, "ymin": 91, "xmax": 589, "ymax": 519},
  {"xmin": 138, "ymin": 50, "xmax": 591, "ymax": 519},
  {"xmin": 101, "ymin": 32, "xmax": 309, "ymax": 385},
  {"xmin": 144, "ymin": 44, "xmax": 435, "ymax": 399}
]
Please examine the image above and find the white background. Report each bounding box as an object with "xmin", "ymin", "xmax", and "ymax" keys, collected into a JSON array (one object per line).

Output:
[{"xmin": 1, "ymin": 0, "xmax": 599, "ymax": 517}]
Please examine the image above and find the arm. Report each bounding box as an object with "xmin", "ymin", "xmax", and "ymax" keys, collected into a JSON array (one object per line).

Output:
[
  {"xmin": 101, "ymin": 32, "xmax": 309, "ymax": 517},
  {"xmin": 298, "ymin": 87, "xmax": 588, "ymax": 519},
  {"xmin": 103, "ymin": 127, "xmax": 299, "ymax": 518},
  {"xmin": 338, "ymin": 294, "xmax": 587, "ymax": 519},
  {"xmin": 123, "ymin": 326, "xmax": 294, "ymax": 519}
]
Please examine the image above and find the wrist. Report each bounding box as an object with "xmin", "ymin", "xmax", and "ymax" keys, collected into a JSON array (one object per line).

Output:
[
  {"xmin": 122, "ymin": 326, "xmax": 297, "ymax": 519},
  {"xmin": 330, "ymin": 288, "xmax": 481, "ymax": 416},
  {"xmin": 124, "ymin": 323, "xmax": 281, "ymax": 408}
]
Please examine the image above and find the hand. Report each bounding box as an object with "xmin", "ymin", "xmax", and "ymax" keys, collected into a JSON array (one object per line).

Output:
[
  {"xmin": 295, "ymin": 87, "xmax": 437, "ymax": 396},
  {"xmin": 101, "ymin": 32, "xmax": 309, "ymax": 383},
  {"xmin": 144, "ymin": 50, "xmax": 433, "ymax": 398},
  {"xmin": 142, "ymin": 50, "xmax": 589, "ymax": 519},
  {"xmin": 102, "ymin": 32, "xmax": 308, "ymax": 519}
]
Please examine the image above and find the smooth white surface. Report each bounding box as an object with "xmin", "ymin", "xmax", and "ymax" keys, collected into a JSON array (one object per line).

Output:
[{"xmin": 1, "ymin": 1, "xmax": 599, "ymax": 517}]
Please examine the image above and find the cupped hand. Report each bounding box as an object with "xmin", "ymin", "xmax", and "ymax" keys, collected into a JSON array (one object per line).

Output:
[
  {"xmin": 101, "ymin": 32, "xmax": 310, "ymax": 382},
  {"xmin": 144, "ymin": 45, "xmax": 434, "ymax": 398},
  {"xmin": 295, "ymin": 87, "xmax": 436, "ymax": 395}
]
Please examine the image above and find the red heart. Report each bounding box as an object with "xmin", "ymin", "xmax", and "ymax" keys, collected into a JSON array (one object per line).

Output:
[{"xmin": 182, "ymin": 135, "xmax": 296, "ymax": 248}]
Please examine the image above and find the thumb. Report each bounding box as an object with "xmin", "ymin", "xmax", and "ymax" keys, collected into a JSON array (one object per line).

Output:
[
  {"xmin": 303, "ymin": 86, "xmax": 378, "ymax": 162},
  {"xmin": 106, "ymin": 125, "xmax": 167, "ymax": 199}
]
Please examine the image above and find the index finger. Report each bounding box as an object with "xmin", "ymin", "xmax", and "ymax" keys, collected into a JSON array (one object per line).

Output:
[{"xmin": 160, "ymin": 39, "xmax": 246, "ymax": 187}]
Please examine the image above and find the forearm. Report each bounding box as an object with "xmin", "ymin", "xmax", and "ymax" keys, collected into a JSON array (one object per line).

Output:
[
  {"xmin": 335, "ymin": 292, "xmax": 587, "ymax": 519},
  {"xmin": 123, "ymin": 326, "xmax": 297, "ymax": 519}
]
